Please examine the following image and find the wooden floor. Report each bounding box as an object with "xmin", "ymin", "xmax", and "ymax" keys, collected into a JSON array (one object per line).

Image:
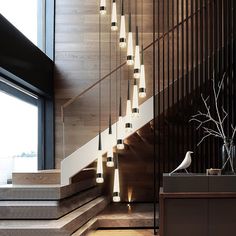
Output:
[{"xmin": 88, "ymin": 229, "xmax": 157, "ymax": 236}]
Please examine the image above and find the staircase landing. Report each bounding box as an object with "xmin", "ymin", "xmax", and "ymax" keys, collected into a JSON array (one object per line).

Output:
[{"xmin": 97, "ymin": 203, "xmax": 158, "ymax": 228}]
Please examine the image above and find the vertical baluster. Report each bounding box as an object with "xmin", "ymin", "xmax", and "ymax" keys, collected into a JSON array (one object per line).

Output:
[
  {"xmin": 153, "ymin": 0, "xmax": 157, "ymax": 233},
  {"xmin": 171, "ymin": 0, "xmax": 175, "ymax": 171},
  {"xmin": 162, "ymin": 0, "xmax": 166, "ymax": 173},
  {"xmin": 231, "ymin": 0, "xmax": 235, "ymax": 130},
  {"xmin": 181, "ymin": 0, "xmax": 185, "ymax": 161},
  {"xmin": 176, "ymin": 0, "xmax": 180, "ymax": 169},
  {"xmin": 157, "ymin": 0, "xmax": 161, "ymax": 184},
  {"xmin": 167, "ymin": 0, "xmax": 170, "ymax": 172},
  {"xmin": 186, "ymin": 0, "xmax": 190, "ymax": 170},
  {"xmin": 190, "ymin": 0, "xmax": 195, "ymax": 172},
  {"xmin": 195, "ymin": 0, "xmax": 199, "ymax": 172}
]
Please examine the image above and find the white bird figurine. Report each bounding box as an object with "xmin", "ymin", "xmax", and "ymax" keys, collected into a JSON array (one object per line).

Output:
[{"xmin": 169, "ymin": 151, "xmax": 193, "ymax": 176}]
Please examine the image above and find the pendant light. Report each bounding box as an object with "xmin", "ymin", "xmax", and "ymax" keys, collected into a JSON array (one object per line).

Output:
[
  {"xmin": 117, "ymin": 97, "xmax": 125, "ymax": 149},
  {"xmin": 100, "ymin": 0, "xmax": 106, "ymax": 15},
  {"xmin": 139, "ymin": 0, "xmax": 146, "ymax": 97},
  {"xmin": 133, "ymin": 26, "xmax": 141, "ymax": 79},
  {"xmin": 113, "ymin": 153, "xmax": 121, "ymax": 202},
  {"xmin": 96, "ymin": 12, "xmax": 104, "ymax": 184},
  {"xmin": 111, "ymin": 0, "xmax": 118, "ymax": 31},
  {"xmin": 125, "ymin": 79, "xmax": 132, "ymax": 133},
  {"xmin": 127, "ymin": 13, "xmax": 134, "ymax": 65},
  {"xmin": 139, "ymin": 45, "xmax": 146, "ymax": 97},
  {"xmin": 119, "ymin": 0, "xmax": 126, "ymax": 48},
  {"xmin": 107, "ymin": 119, "xmax": 114, "ymax": 167},
  {"xmin": 96, "ymin": 132, "xmax": 104, "ymax": 183},
  {"xmin": 107, "ymin": 12, "xmax": 114, "ymax": 168},
  {"xmin": 117, "ymin": 46, "xmax": 125, "ymax": 150},
  {"xmin": 132, "ymin": 79, "xmax": 139, "ymax": 117}
]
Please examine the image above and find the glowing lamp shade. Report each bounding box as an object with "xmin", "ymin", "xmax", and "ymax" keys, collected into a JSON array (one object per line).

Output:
[
  {"xmin": 127, "ymin": 32, "xmax": 134, "ymax": 65},
  {"xmin": 127, "ymin": 14, "xmax": 134, "ymax": 65},
  {"xmin": 133, "ymin": 27, "xmax": 140, "ymax": 79},
  {"xmin": 113, "ymin": 168, "xmax": 121, "ymax": 202},
  {"xmin": 119, "ymin": 0, "xmax": 126, "ymax": 48},
  {"xmin": 111, "ymin": 0, "xmax": 118, "ymax": 31},
  {"xmin": 117, "ymin": 116, "xmax": 125, "ymax": 150},
  {"xmin": 139, "ymin": 64, "xmax": 146, "ymax": 98},
  {"xmin": 100, "ymin": 0, "xmax": 106, "ymax": 15},
  {"xmin": 119, "ymin": 15, "xmax": 126, "ymax": 48},
  {"xmin": 107, "ymin": 139, "xmax": 114, "ymax": 167},
  {"xmin": 132, "ymin": 82, "xmax": 139, "ymax": 117},
  {"xmin": 96, "ymin": 150, "xmax": 104, "ymax": 183},
  {"xmin": 134, "ymin": 45, "xmax": 141, "ymax": 78},
  {"xmin": 125, "ymin": 99, "xmax": 133, "ymax": 133}
]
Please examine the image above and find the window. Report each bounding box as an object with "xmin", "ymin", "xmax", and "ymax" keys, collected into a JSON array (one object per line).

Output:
[
  {"xmin": 0, "ymin": 0, "xmax": 54, "ymax": 59},
  {"xmin": 0, "ymin": 0, "xmax": 39, "ymax": 46},
  {"xmin": 0, "ymin": 79, "xmax": 38, "ymax": 184}
]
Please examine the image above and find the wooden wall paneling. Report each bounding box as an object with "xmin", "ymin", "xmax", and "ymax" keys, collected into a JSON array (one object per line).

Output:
[
  {"xmin": 55, "ymin": 0, "xmax": 156, "ymax": 167},
  {"xmin": 54, "ymin": 0, "xmax": 236, "ymax": 202}
]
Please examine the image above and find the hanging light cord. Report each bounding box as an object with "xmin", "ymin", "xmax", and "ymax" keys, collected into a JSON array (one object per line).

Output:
[
  {"xmin": 128, "ymin": 0, "xmax": 131, "ymax": 15},
  {"xmin": 120, "ymin": 43, "xmax": 122, "ymax": 113},
  {"xmin": 115, "ymin": 30, "xmax": 118, "ymax": 141},
  {"xmin": 109, "ymin": 5, "xmax": 112, "ymax": 130},
  {"xmin": 128, "ymin": 62, "xmax": 130, "ymax": 99},
  {"xmin": 99, "ymin": 11, "xmax": 101, "ymax": 135},
  {"xmin": 141, "ymin": 0, "xmax": 143, "ymax": 46},
  {"xmin": 119, "ymin": 0, "xmax": 122, "ymax": 117}
]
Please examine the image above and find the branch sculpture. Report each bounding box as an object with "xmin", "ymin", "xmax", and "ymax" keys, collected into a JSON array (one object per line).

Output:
[{"xmin": 189, "ymin": 73, "xmax": 236, "ymax": 172}]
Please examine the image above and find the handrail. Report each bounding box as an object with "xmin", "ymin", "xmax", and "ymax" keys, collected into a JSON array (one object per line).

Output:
[{"xmin": 61, "ymin": 5, "xmax": 205, "ymax": 121}]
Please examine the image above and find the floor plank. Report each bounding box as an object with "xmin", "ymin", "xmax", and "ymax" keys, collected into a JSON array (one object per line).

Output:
[{"xmin": 88, "ymin": 229, "xmax": 157, "ymax": 236}]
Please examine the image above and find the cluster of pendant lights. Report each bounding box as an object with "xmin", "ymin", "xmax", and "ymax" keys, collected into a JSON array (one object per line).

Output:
[{"xmin": 97, "ymin": 0, "xmax": 146, "ymax": 202}]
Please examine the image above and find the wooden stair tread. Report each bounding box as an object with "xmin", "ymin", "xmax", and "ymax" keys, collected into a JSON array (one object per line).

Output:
[
  {"xmin": 12, "ymin": 170, "xmax": 61, "ymax": 185},
  {"xmin": 13, "ymin": 169, "xmax": 61, "ymax": 174},
  {"xmin": 0, "ymin": 197, "xmax": 108, "ymax": 229},
  {"xmin": 71, "ymin": 218, "xmax": 98, "ymax": 236},
  {"xmin": 0, "ymin": 186, "xmax": 101, "ymax": 219},
  {"xmin": 0, "ymin": 179, "xmax": 96, "ymax": 200},
  {"xmin": 12, "ymin": 168, "xmax": 96, "ymax": 186}
]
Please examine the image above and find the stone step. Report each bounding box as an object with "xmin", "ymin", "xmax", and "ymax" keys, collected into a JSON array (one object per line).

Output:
[
  {"xmin": 71, "ymin": 218, "xmax": 98, "ymax": 236},
  {"xmin": 0, "ymin": 197, "xmax": 109, "ymax": 236},
  {"xmin": 12, "ymin": 169, "xmax": 61, "ymax": 185},
  {"xmin": 0, "ymin": 186, "xmax": 101, "ymax": 219},
  {"xmin": 12, "ymin": 168, "xmax": 96, "ymax": 186},
  {"xmin": 0, "ymin": 178, "xmax": 96, "ymax": 200},
  {"xmin": 97, "ymin": 203, "xmax": 156, "ymax": 228}
]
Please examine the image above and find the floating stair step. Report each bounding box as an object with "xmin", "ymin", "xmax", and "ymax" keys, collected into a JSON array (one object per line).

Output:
[
  {"xmin": 0, "ymin": 197, "xmax": 109, "ymax": 236},
  {"xmin": 97, "ymin": 203, "xmax": 157, "ymax": 228},
  {"xmin": 12, "ymin": 169, "xmax": 61, "ymax": 185},
  {"xmin": 0, "ymin": 186, "xmax": 101, "ymax": 219},
  {"xmin": 71, "ymin": 218, "xmax": 98, "ymax": 236},
  {"xmin": 0, "ymin": 179, "xmax": 96, "ymax": 200},
  {"xmin": 12, "ymin": 168, "xmax": 96, "ymax": 185}
]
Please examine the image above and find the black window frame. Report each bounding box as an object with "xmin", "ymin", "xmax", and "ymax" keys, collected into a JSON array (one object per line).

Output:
[{"xmin": 37, "ymin": 0, "xmax": 55, "ymax": 60}]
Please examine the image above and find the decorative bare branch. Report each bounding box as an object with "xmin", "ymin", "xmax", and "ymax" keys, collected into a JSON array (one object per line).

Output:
[
  {"xmin": 190, "ymin": 72, "xmax": 235, "ymax": 172},
  {"xmin": 231, "ymin": 124, "xmax": 236, "ymax": 141}
]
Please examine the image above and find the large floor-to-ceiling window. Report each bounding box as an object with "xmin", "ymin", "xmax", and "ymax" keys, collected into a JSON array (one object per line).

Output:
[{"xmin": 0, "ymin": 79, "xmax": 39, "ymax": 184}]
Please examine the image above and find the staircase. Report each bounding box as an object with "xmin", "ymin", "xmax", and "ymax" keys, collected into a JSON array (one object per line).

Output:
[{"xmin": 0, "ymin": 169, "xmax": 109, "ymax": 236}]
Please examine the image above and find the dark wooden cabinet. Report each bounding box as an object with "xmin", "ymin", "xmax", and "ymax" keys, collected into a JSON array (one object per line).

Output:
[{"xmin": 160, "ymin": 175, "xmax": 236, "ymax": 236}]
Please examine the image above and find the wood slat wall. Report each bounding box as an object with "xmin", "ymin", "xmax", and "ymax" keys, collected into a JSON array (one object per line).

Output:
[{"xmin": 154, "ymin": 0, "xmax": 236, "ymax": 202}]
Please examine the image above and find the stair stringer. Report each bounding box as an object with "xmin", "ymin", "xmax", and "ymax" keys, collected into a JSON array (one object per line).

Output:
[{"xmin": 61, "ymin": 97, "xmax": 153, "ymax": 186}]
